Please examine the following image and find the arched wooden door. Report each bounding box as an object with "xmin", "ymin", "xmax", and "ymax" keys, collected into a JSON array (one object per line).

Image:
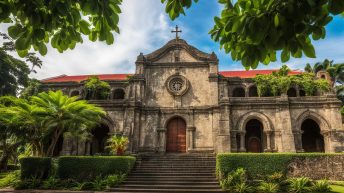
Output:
[
  {"xmin": 247, "ymin": 137, "xmax": 261, "ymax": 153},
  {"xmin": 166, "ymin": 117, "xmax": 186, "ymax": 153}
]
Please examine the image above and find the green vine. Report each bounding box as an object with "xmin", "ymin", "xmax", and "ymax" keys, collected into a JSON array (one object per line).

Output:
[
  {"xmin": 253, "ymin": 65, "xmax": 330, "ymax": 97},
  {"xmin": 84, "ymin": 76, "xmax": 110, "ymax": 100}
]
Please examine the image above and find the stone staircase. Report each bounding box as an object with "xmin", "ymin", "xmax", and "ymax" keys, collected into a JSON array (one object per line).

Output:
[{"xmin": 110, "ymin": 153, "xmax": 225, "ymax": 193}]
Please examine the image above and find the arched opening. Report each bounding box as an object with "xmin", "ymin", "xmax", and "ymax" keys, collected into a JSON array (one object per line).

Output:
[
  {"xmin": 232, "ymin": 87, "xmax": 245, "ymax": 97},
  {"xmin": 299, "ymin": 90, "xmax": 306, "ymax": 97},
  {"xmin": 166, "ymin": 117, "xmax": 186, "ymax": 153},
  {"xmin": 245, "ymin": 119, "xmax": 263, "ymax": 152},
  {"xmin": 321, "ymin": 75, "xmax": 326, "ymax": 79},
  {"xmin": 70, "ymin": 90, "xmax": 80, "ymax": 97},
  {"xmin": 301, "ymin": 119, "xmax": 324, "ymax": 152},
  {"xmin": 90, "ymin": 124, "xmax": 110, "ymax": 155},
  {"xmin": 287, "ymin": 88, "xmax": 297, "ymax": 97},
  {"xmin": 113, "ymin": 89, "xmax": 125, "ymax": 99},
  {"xmin": 248, "ymin": 86, "xmax": 258, "ymax": 97}
]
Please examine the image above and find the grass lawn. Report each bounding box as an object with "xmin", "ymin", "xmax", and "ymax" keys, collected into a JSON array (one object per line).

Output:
[{"xmin": 331, "ymin": 185, "xmax": 344, "ymax": 193}]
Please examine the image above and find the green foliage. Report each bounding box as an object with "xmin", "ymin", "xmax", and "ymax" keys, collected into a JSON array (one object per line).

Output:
[
  {"xmin": 0, "ymin": 49, "xmax": 30, "ymax": 96},
  {"xmin": 1, "ymin": 0, "xmax": 122, "ymax": 56},
  {"xmin": 57, "ymin": 156, "xmax": 136, "ymax": 181},
  {"xmin": 0, "ymin": 170, "xmax": 20, "ymax": 188},
  {"xmin": 104, "ymin": 174, "xmax": 126, "ymax": 187},
  {"xmin": 207, "ymin": 0, "xmax": 343, "ymax": 69},
  {"xmin": 20, "ymin": 157, "xmax": 52, "ymax": 180},
  {"xmin": 257, "ymin": 182, "xmax": 279, "ymax": 193},
  {"xmin": 0, "ymin": 90, "xmax": 106, "ymax": 157},
  {"xmin": 220, "ymin": 168, "xmax": 254, "ymax": 193},
  {"xmin": 84, "ymin": 76, "xmax": 111, "ymax": 100},
  {"xmin": 19, "ymin": 79, "xmax": 42, "ymax": 99},
  {"xmin": 161, "ymin": 0, "xmax": 199, "ymax": 20},
  {"xmin": 288, "ymin": 177, "xmax": 313, "ymax": 193},
  {"xmin": 216, "ymin": 153, "xmax": 338, "ymax": 179},
  {"xmin": 106, "ymin": 135, "xmax": 129, "ymax": 155},
  {"xmin": 253, "ymin": 65, "xmax": 330, "ymax": 96},
  {"xmin": 312, "ymin": 180, "xmax": 331, "ymax": 193},
  {"xmin": 41, "ymin": 176, "xmax": 60, "ymax": 190},
  {"xmin": 14, "ymin": 177, "xmax": 42, "ymax": 190}
]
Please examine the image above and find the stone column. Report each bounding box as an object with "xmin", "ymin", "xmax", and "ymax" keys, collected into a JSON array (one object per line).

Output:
[
  {"xmin": 187, "ymin": 127, "xmax": 196, "ymax": 151},
  {"xmin": 295, "ymin": 131, "xmax": 304, "ymax": 152},
  {"xmin": 157, "ymin": 128, "xmax": 166, "ymax": 152},
  {"xmin": 264, "ymin": 131, "xmax": 272, "ymax": 152},
  {"xmin": 239, "ymin": 131, "xmax": 246, "ymax": 152}
]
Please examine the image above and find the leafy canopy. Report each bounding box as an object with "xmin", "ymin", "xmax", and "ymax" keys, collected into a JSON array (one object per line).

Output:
[
  {"xmin": 162, "ymin": 0, "xmax": 344, "ymax": 69},
  {"xmin": 2, "ymin": 0, "xmax": 122, "ymax": 57},
  {"xmin": 84, "ymin": 76, "xmax": 111, "ymax": 100}
]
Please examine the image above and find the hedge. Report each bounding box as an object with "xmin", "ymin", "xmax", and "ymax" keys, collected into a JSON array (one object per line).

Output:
[
  {"xmin": 57, "ymin": 156, "xmax": 136, "ymax": 180},
  {"xmin": 20, "ymin": 157, "xmax": 52, "ymax": 180},
  {"xmin": 216, "ymin": 153, "xmax": 342, "ymax": 179}
]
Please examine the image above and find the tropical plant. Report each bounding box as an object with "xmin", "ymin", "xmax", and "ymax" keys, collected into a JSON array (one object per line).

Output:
[
  {"xmin": 104, "ymin": 174, "xmax": 126, "ymax": 187},
  {"xmin": 288, "ymin": 177, "xmax": 312, "ymax": 193},
  {"xmin": 220, "ymin": 168, "xmax": 252, "ymax": 192},
  {"xmin": 257, "ymin": 182, "xmax": 279, "ymax": 193},
  {"xmin": 0, "ymin": 91, "xmax": 106, "ymax": 157},
  {"xmin": 0, "ymin": 171, "xmax": 20, "ymax": 188},
  {"xmin": 29, "ymin": 90, "xmax": 106, "ymax": 156},
  {"xmin": 312, "ymin": 180, "xmax": 331, "ymax": 193},
  {"xmin": 106, "ymin": 136, "xmax": 129, "ymax": 156},
  {"xmin": 84, "ymin": 76, "xmax": 111, "ymax": 100},
  {"xmin": 20, "ymin": 79, "xmax": 42, "ymax": 99}
]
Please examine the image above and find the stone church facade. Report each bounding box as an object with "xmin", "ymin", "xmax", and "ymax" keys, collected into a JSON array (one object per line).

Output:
[{"xmin": 41, "ymin": 38, "xmax": 344, "ymax": 155}]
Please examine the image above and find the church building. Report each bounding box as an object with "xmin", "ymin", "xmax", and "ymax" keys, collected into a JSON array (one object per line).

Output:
[{"xmin": 41, "ymin": 35, "xmax": 344, "ymax": 155}]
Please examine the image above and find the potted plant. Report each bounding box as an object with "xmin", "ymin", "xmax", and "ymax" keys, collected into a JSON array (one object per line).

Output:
[{"xmin": 106, "ymin": 135, "xmax": 129, "ymax": 156}]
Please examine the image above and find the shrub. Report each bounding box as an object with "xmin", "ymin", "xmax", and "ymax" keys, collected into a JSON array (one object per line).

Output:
[
  {"xmin": 0, "ymin": 171, "xmax": 20, "ymax": 188},
  {"xmin": 20, "ymin": 157, "xmax": 52, "ymax": 180},
  {"xmin": 257, "ymin": 182, "xmax": 279, "ymax": 193},
  {"xmin": 41, "ymin": 176, "xmax": 61, "ymax": 189},
  {"xmin": 104, "ymin": 174, "xmax": 126, "ymax": 187},
  {"xmin": 216, "ymin": 153, "xmax": 338, "ymax": 179},
  {"xmin": 220, "ymin": 168, "xmax": 254, "ymax": 193},
  {"xmin": 14, "ymin": 177, "xmax": 42, "ymax": 190},
  {"xmin": 312, "ymin": 180, "xmax": 331, "ymax": 193},
  {"xmin": 57, "ymin": 156, "xmax": 136, "ymax": 181},
  {"xmin": 288, "ymin": 177, "xmax": 312, "ymax": 193}
]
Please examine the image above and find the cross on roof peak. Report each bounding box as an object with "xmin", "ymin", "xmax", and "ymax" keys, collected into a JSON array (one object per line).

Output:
[{"xmin": 171, "ymin": 25, "xmax": 182, "ymax": 39}]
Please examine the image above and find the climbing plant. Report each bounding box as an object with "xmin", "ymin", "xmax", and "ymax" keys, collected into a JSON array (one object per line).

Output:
[
  {"xmin": 84, "ymin": 76, "xmax": 111, "ymax": 100},
  {"xmin": 253, "ymin": 65, "xmax": 330, "ymax": 96}
]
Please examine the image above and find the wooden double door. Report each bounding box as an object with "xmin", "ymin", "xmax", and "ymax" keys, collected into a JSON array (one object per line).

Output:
[{"xmin": 166, "ymin": 117, "xmax": 186, "ymax": 153}]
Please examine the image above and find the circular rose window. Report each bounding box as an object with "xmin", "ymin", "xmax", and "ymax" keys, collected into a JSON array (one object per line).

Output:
[{"xmin": 166, "ymin": 75, "xmax": 189, "ymax": 96}]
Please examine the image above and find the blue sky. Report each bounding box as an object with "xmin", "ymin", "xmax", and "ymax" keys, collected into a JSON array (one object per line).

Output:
[{"xmin": 1, "ymin": 0, "xmax": 343, "ymax": 79}]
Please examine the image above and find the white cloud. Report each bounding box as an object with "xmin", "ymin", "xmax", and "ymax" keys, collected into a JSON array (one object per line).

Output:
[{"xmin": 2, "ymin": 0, "xmax": 172, "ymax": 80}]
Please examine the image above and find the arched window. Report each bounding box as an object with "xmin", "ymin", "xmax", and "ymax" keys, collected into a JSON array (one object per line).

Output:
[
  {"xmin": 287, "ymin": 88, "xmax": 297, "ymax": 97},
  {"xmin": 232, "ymin": 87, "xmax": 245, "ymax": 97},
  {"xmin": 248, "ymin": 86, "xmax": 258, "ymax": 97},
  {"xmin": 321, "ymin": 75, "xmax": 326, "ymax": 79},
  {"xmin": 301, "ymin": 119, "xmax": 324, "ymax": 152},
  {"xmin": 70, "ymin": 90, "xmax": 80, "ymax": 97},
  {"xmin": 113, "ymin": 89, "xmax": 125, "ymax": 99},
  {"xmin": 90, "ymin": 124, "xmax": 110, "ymax": 155}
]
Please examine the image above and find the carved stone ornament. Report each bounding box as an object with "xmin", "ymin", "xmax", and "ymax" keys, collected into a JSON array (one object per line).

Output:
[{"xmin": 166, "ymin": 75, "xmax": 189, "ymax": 96}]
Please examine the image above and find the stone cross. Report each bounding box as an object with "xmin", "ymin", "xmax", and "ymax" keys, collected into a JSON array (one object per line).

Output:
[{"xmin": 171, "ymin": 25, "xmax": 182, "ymax": 39}]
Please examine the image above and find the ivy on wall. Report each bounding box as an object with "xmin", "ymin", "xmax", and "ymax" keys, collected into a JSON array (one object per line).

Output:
[
  {"xmin": 84, "ymin": 76, "xmax": 110, "ymax": 100},
  {"xmin": 253, "ymin": 65, "xmax": 330, "ymax": 96}
]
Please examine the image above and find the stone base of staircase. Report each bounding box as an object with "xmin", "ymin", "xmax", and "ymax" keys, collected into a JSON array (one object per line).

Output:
[{"xmin": 110, "ymin": 153, "xmax": 225, "ymax": 193}]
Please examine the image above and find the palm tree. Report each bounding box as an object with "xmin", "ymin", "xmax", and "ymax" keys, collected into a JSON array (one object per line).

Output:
[{"xmin": 30, "ymin": 90, "xmax": 106, "ymax": 156}]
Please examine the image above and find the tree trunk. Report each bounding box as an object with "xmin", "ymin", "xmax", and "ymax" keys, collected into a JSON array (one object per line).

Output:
[{"xmin": 0, "ymin": 151, "xmax": 9, "ymax": 171}]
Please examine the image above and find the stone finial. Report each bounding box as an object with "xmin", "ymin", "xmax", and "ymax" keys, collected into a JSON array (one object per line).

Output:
[
  {"xmin": 136, "ymin": 52, "xmax": 145, "ymax": 62},
  {"xmin": 210, "ymin": 51, "xmax": 218, "ymax": 60}
]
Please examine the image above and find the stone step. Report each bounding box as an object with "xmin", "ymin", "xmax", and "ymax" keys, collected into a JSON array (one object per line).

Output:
[
  {"xmin": 119, "ymin": 184, "xmax": 221, "ymax": 189},
  {"xmin": 126, "ymin": 176, "xmax": 217, "ymax": 182},
  {"xmin": 110, "ymin": 188, "xmax": 224, "ymax": 193},
  {"xmin": 129, "ymin": 172, "xmax": 215, "ymax": 177},
  {"xmin": 123, "ymin": 181, "xmax": 219, "ymax": 185},
  {"xmin": 135, "ymin": 168, "xmax": 215, "ymax": 172}
]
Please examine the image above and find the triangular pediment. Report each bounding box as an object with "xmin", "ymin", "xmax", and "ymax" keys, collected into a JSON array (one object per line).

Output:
[{"xmin": 136, "ymin": 39, "xmax": 218, "ymax": 64}]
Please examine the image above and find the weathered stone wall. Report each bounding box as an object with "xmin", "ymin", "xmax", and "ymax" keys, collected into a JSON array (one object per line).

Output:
[{"xmin": 287, "ymin": 155, "xmax": 344, "ymax": 180}]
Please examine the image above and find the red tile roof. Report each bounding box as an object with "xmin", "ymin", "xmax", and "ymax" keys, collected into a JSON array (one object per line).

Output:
[
  {"xmin": 219, "ymin": 69, "xmax": 301, "ymax": 78},
  {"xmin": 41, "ymin": 70, "xmax": 302, "ymax": 83},
  {"xmin": 42, "ymin": 74, "xmax": 133, "ymax": 83}
]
